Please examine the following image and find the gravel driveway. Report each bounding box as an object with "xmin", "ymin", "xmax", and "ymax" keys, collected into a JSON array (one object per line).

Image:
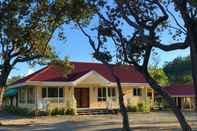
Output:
[{"xmin": 0, "ymin": 112, "xmax": 197, "ymax": 131}]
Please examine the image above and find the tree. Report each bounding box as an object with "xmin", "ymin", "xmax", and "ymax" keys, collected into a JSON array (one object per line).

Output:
[
  {"xmin": 76, "ymin": 0, "xmax": 191, "ymax": 130},
  {"xmin": 78, "ymin": 24, "xmax": 131, "ymax": 131},
  {"xmin": 172, "ymin": 0, "xmax": 197, "ymax": 113},
  {"xmin": 149, "ymin": 67, "xmax": 169, "ymax": 86},
  {"xmin": 0, "ymin": 0, "xmax": 92, "ymax": 109},
  {"xmin": 7, "ymin": 75, "xmax": 22, "ymax": 85},
  {"xmin": 163, "ymin": 56, "xmax": 192, "ymax": 84}
]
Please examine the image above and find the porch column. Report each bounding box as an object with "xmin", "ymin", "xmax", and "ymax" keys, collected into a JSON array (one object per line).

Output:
[
  {"xmin": 144, "ymin": 87, "xmax": 148, "ymax": 98},
  {"xmin": 151, "ymin": 89, "xmax": 154, "ymax": 107},
  {"xmin": 57, "ymin": 88, "xmax": 59, "ymax": 109},
  {"xmin": 36, "ymin": 86, "xmax": 42, "ymax": 110},
  {"xmin": 106, "ymin": 86, "xmax": 108, "ymax": 109}
]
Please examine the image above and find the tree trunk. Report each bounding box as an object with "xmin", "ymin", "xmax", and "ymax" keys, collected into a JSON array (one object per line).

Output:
[
  {"xmin": 190, "ymin": 41, "xmax": 197, "ymax": 112},
  {"xmin": 0, "ymin": 88, "xmax": 5, "ymax": 111},
  {"xmin": 0, "ymin": 66, "xmax": 12, "ymax": 111},
  {"xmin": 142, "ymin": 70, "xmax": 192, "ymax": 131},
  {"xmin": 188, "ymin": 26, "xmax": 197, "ymax": 112},
  {"xmin": 114, "ymin": 74, "xmax": 131, "ymax": 131},
  {"xmin": 104, "ymin": 63, "xmax": 131, "ymax": 131}
]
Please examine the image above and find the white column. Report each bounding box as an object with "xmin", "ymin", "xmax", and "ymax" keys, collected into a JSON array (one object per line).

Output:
[{"xmin": 58, "ymin": 87, "xmax": 59, "ymax": 109}]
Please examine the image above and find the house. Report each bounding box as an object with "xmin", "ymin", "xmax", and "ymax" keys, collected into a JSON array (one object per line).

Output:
[
  {"xmin": 7, "ymin": 62, "xmax": 154, "ymax": 113},
  {"xmin": 157, "ymin": 84, "xmax": 195, "ymax": 111}
]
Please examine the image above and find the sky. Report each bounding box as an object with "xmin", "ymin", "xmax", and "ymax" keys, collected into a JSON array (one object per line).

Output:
[{"xmin": 9, "ymin": 3, "xmax": 190, "ymax": 78}]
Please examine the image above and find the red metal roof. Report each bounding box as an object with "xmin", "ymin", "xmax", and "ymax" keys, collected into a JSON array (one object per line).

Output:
[
  {"xmin": 10, "ymin": 61, "xmax": 148, "ymax": 86},
  {"xmin": 164, "ymin": 84, "xmax": 194, "ymax": 96}
]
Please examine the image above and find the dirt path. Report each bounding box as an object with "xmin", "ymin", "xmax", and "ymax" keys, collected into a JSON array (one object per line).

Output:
[{"xmin": 0, "ymin": 112, "xmax": 197, "ymax": 131}]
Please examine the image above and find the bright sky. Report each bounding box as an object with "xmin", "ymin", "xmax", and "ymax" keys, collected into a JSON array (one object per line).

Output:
[{"xmin": 9, "ymin": 4, "xmax": 190, "ymax": 78}]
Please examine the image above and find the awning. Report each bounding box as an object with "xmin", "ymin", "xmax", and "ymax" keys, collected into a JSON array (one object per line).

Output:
[{"xmin": 4, "ymin": 88, "xmax": 17, "ymax": 97}]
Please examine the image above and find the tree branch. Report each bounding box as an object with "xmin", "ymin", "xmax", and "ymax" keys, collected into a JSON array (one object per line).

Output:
[{"xmin": 153, "ymin": 39, "xmax": 189, "ymax": 51}]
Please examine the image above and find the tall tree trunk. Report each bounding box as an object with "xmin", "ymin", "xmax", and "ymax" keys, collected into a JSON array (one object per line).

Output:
[
  {"xmin": 190, "ymin": 41, "xmax": 197, "ymax": 112},
  {"xmin": 0, "ymin": 88, "xmax": 5, "ymax": 111},
  {"xmin": 188, "ymin": 26, "xmax": 197, "ymax": 112},
  {"xmin": 142, "ymin": 70, "xmax": 192, "ymax": 131},
  {"xmin": 0, "ymin": 66, "xmax": 12, "ymax": 111},
  {"xmin": 173, "ymin": 0, "xmax": 197, "ymax": 113},
  {"xmin": 114, "ymin": 74, "xmax": 131, "ymax": 131},
  {"xmin": 104, "ymin": 63, "xmax": 131, "ymax": 131}
]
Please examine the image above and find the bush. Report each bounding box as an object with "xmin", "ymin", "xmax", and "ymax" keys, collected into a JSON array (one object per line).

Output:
[
  {"xmin": 137, "ymin": 103, "xmax": 144, "ymax": 112},
  {"xmin": 49, "ymin": 108, "xmax": 59, "ymax": 116},
  {"xmin": 112, "ymin": 109, "xmax": 119, "ymax": 114},
  {"xmin": 137, "ymin": 99, "xmax": 151, "ymax": 112},
  {"xmin": 48, "ymin": 107, "xmax": 75, "ymax": 116},
  {"xmin": 64, "ymin": 108, "xmax": 75, "ymax": 115},
  {"xmin": 143, "ymin": 99, "xmax": 151, "ymax": 112},
  {"xmin": 127, "ymin": 105, "xmax": 137, "ymax": 112},
  {"xmin": 3, "ymin": 105, "xmax": 31, "ymax": 116}
]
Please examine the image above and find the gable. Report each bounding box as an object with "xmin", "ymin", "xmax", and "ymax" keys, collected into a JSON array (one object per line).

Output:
[{"xmin": 74, "ymin": 70, "xmax": 111, "ymax": 86}]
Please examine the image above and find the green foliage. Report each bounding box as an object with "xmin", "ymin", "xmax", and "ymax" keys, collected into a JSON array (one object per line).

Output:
[
  {"xmin": 137, "ymin": 103, "xmax": 144, "ymax": 112},
  {"xmin": 7, "ymin": 75, "xmax": 22, "ymax": 85},
  {"xmin": 127, "ymin": 105, "xmax": 137, "ymax": 112},
  {"xmin": 3, "ymin": 105, "xmax": 31, "ymax": 116},
  {"xmin": 126, "ymin": 99, "xmax": 137, "ymax": 112},
  {"xmin": 142, "ymin": 99, "xmax": 151, "ymax": 112},
  {"xmin": 49, "ymin": 57, "xmax": 74, "ymax": 75},
  {"xmin": 163, "ymin": 56, "xmax": 192, "ymax": 84},
  {"xmin": 64, "ymin": 108, "xmax": 75, "ymax": 115},
  {"xmin": 48, "ymin": 107, "xmax": 75, "ymax": 116},
  {"xmin": 0, "ymin": 0, "xmax": 93, "ymax": 86},
  {"xmin": 49, "ymin": 108, "xmax": 59, "ymax": 116},
  {"xmin": 93, "ymin": 51, "xmax": 112, "ymax": 63},
  {"xmin": 149, "ymin": 67, "xmax": 169, "ymax": 86}
]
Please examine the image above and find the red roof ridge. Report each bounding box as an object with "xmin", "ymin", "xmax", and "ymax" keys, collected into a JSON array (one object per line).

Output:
[
  {"xmin": 28, "ymin": 65, "xmax": 52, "ymax": 81},
  {"xmin": 70, "ymin": 61, "xmax": 133, "ymax": 66}
]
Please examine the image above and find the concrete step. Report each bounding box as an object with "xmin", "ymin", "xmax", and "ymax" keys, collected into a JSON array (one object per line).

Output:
[{"xmin": 77, "ymin": 109, "xmax": 111, "ymax": 115}]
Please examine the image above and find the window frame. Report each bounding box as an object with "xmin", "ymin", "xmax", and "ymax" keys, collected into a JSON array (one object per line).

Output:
[
  {"xmin": 42, "ymin": 87, "xmax": 64, "ymax": 98},
  {"xmin": 97, "ymin": 87, "xmax": 116, "ymax": 101},
  {"xmin": 133, "ymin": 88, "xmax": 142, "ymax": 96},
  {"xmin": 19, "ymin": 88, "xmax": 26, "ymax": 104},
  {"xmin": 27, "ymin": 87, "xmax": 35, "ymax": 104},
  {"xmin": 97, "ymin": 88, "xmax": 106, "ymax": 101}
]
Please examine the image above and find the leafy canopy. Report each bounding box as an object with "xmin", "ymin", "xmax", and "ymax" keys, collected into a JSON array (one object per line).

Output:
[
  {"xmin": 0, "ymin": 0, "xmax": 93, "ymax": 86},
  {"xmin": 163, "ymin": 56, "xmax": 192, "ymax": 84}
]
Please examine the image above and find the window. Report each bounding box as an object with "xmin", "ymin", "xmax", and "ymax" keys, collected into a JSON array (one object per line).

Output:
[
  {"xmin": 48, "ymin": 88, "xmax": 58, "ymax": 97},
  {"xmin": 27, "ymin": 87, "xmax": 35, "ymax": 104},
  {"xmin": 133, "ymin": 88, "xmax": 142, "ymax": 96},
  {"xmin": 97, "ymin": 87, "xmax": 116, "ymax": 101},
  {"xmin": 19, "ymin": 88, "xmax": 26, "ymax": 103},
  {"xmin": 42, "ymin": 87, "xmax": 64, "ymax": 98},
  {"xmin": 108, "ymin": 88, "xmax": 116, "ymax": 97},
  {"xmin": 42, "ymin": 88, "xmax": 46, "ymax": 98},
  {"xmin": 97, "ymin": 88, "xmax": 106, "ymax": 101}
]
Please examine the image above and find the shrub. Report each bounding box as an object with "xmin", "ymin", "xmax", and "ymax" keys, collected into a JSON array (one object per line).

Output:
[
  {"xmin": 48, "ymin": 107, "xmax": 74, "ymax": 116},
  {"xmin": 64, "ymin": 108, "xmax": 75, "ymax": 115},
  {"xmin": 3, "ymin": 105, "xmax": 31, "ymax": 116},
  {"xmin": 143, "ymin": 99, "xmax": 151, "ymax": 112},
  {"xmin": 112, "ymin": 109, "xmax": 119, "ymax": 114},
  {"xmin": 49, "ymin": 108, "xmax": 59, "ymax": 116},
  {"xmin": 127, "ymin": 105, "xmax": 137, "ymax": 112},
  {"xmin": 137, "ymin": 99, "xmax": 151, "ymax": 112},
  {"xmin": 137, "ymin": 103, "xmax": 144, "ymax": 112}
]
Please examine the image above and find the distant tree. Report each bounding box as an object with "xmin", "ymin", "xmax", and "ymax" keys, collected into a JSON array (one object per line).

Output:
[
  {"xmin": 7, "ymin": 75, "xmax": 22, "ymax": 85},
  {"xmin": 0, "ymin": 0, "xmax": 92, "ymax": 109},
  {"xmin": 163, "ymin": 56, "xmax": 192, "ymax": 84},
  {"xmin": 149, "ymin": 67, "xmax": 169, "ymax": 86},
  {"xmin": 49, "ymin": 57, "xmax": 74, "ymax": 75}
]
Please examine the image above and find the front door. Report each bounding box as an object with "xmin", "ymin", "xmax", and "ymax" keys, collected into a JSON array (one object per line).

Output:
[{"xmin": 74, "ymin": 88, "xmax": 89, "ymax": 108}]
